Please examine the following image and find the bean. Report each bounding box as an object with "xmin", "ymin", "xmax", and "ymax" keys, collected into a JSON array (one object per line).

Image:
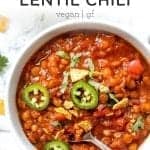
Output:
[
  {"xmin": 60, "ymin": 59, "xmax": 69, "ymax": 65},
  {"xmin": 48, "ymin": 79, "xmax": 61, "ymax": 88},
  {"xmin": 52, "ymin": 98, "xmax": 62, "ymax": 107},
  {"xmin": 31, "ymin": 66, "xmax": 40, "ymax": 76},
  {"xmin": 24, "ymin": 120, "xmax": 32, "ymax": 130},
  {"xmin": 89, "ymin": 146, "xmax": 96, "ymax": 150},
  {"xmin": 111, "ymin": 61, "xmax": 121, "ymax": 67},
  {"xmin": 48, "ymin": 54, "xmax": 59, "ymax": 64},
  {"xmin": 30, "ymin": 110, "xmax": 40, "ymax": 119},
  {"xmin": 31, "ymin": 124, "xmax": 38, "ymax": 132},
  {"xmin": 40, "ymin": 134, "xmax": 47, "ymax": 142},
  {"xmin": 98, "ymin": 59, "xmax": 109, "ymax": 68},
  {"xmin": 126, "ymin": 79, "xmax": 136, "ymax": 90},
  {"xmin": 113, "ymin": 132, "xmax": 123, "ymax": 138},
  {"xmin": 41, "ymin": 60, "xmax": 48, "ymax": 69},
  {"xmin": 143, "ymin": 76, "xmax": 150, "ymax": 86},
  {"xmin": 100, "ymin": 39, "xmax": 109, "ymax": 49},
  {"xmin": 99, "ymin": 93, "xmax": 108, "ymax": 104},
  {"xmin": 48, "ymin": 66, "xmax": 60, "ymax": 76},
  {"xmin": 140, "ymin": 102, "xmax": 150, "ymax": 113},
  {"xmin": 101, "ymin": 137, "xmax": 111, "ymax": 145},
  {"xmin": 130, "ymin": 91, "xmax": 139, "ymax": 99},
  {"xmin": 109, "ymin": 77, "xmax": 121, "ymax": 87},
  {"xmin": 41, "ymin": 80, "xmax": 49, "ymax": 87},
  {"xmin": 102, "ymin": 68, "xmax": 112, "ymax": 78},
  {"xmin": 27, "ymin": 132, "xmax": 37, "ymax": 144},
  {"xmin": 114, "ymin": 109, "xmax": 124, "ymax": 117},
  {"xmin": 132, "ymin": 105, "xmax": 140, "ymax": 113},
  {"xmin": 146, "ymin": 115, "xmax": 150, "ymax": 124},
  {"xmin": 110, "ymin": 138, "xmax": 124, "ymax": 148},
  {"xmin": 37, "ymin": 128, "xmax": 43, "ymax": 136},
  {"xmin": 40, "ymin": 75, "xmax": 46, "ymax": 81},
  {"xmin": 98, "ymin": 51, "xmax": 106, "ymax": 58},
  {"xmin": 59, "ymin": 64, "xmax": 66, "ymax": 70},
  {"xmin": 65, "ymin": 43, "xmax": 72, "ymax": 51},
  {"xmin": 128, "ymin": 143, "xmax": 138, "ymax": 150},
  {"xmin": 122, "ymin": 133, "xmax": 133, "ymax": 144},
  {"xmin": 113, "ymin": 86, "xmax": 122, "ymax": 93},
  {"xmin": 21, "ymin": 110, "xmax": 31, "ymax": 121},
  {"xmin": 103, "ymin": 129, "xmax": 113, "ymax": 136},
  {"xmin": 115, "ymin": 93, "xmax": 124, "ymax": 99},
  {"xmin": 18, "ymin": 100, "xmax": 25, "ymax": 110}
]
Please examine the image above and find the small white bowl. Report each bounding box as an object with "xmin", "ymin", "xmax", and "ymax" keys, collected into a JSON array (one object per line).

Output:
[{"xmin": 6, "ymin": 20, "xmax": 150, "ymax": 150}]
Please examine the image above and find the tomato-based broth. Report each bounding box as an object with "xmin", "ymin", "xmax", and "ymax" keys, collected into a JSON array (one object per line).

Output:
[{"xmin": 16, "ymin": 32, "xmax": 150, "ymax": 150}]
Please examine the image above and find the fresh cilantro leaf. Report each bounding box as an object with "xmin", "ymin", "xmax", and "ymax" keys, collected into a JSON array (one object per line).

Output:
[
  {"xmin": 0, "ymin": 55, "xmax": 8, "ymax": 72},
  {"xmin": 132, "ymin": 116, "xmax": 144, "ymax": 132}
]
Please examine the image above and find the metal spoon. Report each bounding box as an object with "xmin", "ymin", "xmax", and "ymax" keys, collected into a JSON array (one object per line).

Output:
[{"xmin": 70, "ymin": 131, "xmax": 111, "ymax": 150}]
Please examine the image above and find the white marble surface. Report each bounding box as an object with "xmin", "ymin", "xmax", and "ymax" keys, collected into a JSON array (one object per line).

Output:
[{"xmin": 0, "ymin": 0, "xmax": 150, "ymax": 149}]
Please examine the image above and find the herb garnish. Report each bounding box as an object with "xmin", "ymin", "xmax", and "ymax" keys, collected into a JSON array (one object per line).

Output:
[
  {"xmin": 132, "ymin": 116, "xmax": 144, "ymax": 132},
  {"xmin": 0, "ymin": 55, "xmax": 8, "ymax": 72}
]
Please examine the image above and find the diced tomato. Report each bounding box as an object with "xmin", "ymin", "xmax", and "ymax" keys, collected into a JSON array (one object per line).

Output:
[{"xmin": 128, "ymin": 59, "xmax": 144, "ymax": 76}]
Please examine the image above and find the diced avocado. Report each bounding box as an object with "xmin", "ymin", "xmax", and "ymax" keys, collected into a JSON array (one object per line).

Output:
[{"xmin": 70, "ymin": 68, "xmax": 89, "ymax": 82}]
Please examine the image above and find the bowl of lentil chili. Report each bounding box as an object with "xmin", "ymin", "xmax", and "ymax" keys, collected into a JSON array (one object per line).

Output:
[{"xmin": 6, "ymin": 20, "xmax": 150, "ymax": 150}]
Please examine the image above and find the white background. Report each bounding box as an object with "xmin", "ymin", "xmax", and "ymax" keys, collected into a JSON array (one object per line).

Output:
[{"xmin": 0, "ymin": 0, "xmax": 150, "ymax": 149}]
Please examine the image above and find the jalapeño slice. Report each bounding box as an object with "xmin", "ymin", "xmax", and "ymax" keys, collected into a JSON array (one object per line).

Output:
[
  {"xmin": 71, "ymin": 80, "xmax": 98, "ymax": 110},
  {"xmin": 44, "ymin": 140, "xmax": 70, "ymax": 150},
  {"xmin": 22, "ymin": 83, "xmax": 50, "ymax": 111}
]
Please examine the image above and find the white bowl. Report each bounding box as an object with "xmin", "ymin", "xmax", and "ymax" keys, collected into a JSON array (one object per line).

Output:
[{"xmin": 6, "ymin": 20, "xmax": 150, "ymax": 150}]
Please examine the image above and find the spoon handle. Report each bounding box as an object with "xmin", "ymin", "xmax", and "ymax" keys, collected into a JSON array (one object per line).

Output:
[{"xmin": 90, "ymin": 135, "xmax": 111, "ymax": 150}]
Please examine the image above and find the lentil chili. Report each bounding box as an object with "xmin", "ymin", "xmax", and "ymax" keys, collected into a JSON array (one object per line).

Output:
[{"xmin": 17, "ymin": 31, "xmax": 150, "ymax": 150}]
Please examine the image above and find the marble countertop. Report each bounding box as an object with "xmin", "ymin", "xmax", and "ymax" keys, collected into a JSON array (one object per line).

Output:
[{"xmin": 0, "ymin": 0, "xmax": 150, "ymax": 149}]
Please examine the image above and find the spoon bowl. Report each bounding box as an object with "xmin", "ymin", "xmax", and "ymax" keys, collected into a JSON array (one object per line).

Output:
[{"xmin": 69, "ymin": 131, "xmax": 111, "ymax": 150}]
